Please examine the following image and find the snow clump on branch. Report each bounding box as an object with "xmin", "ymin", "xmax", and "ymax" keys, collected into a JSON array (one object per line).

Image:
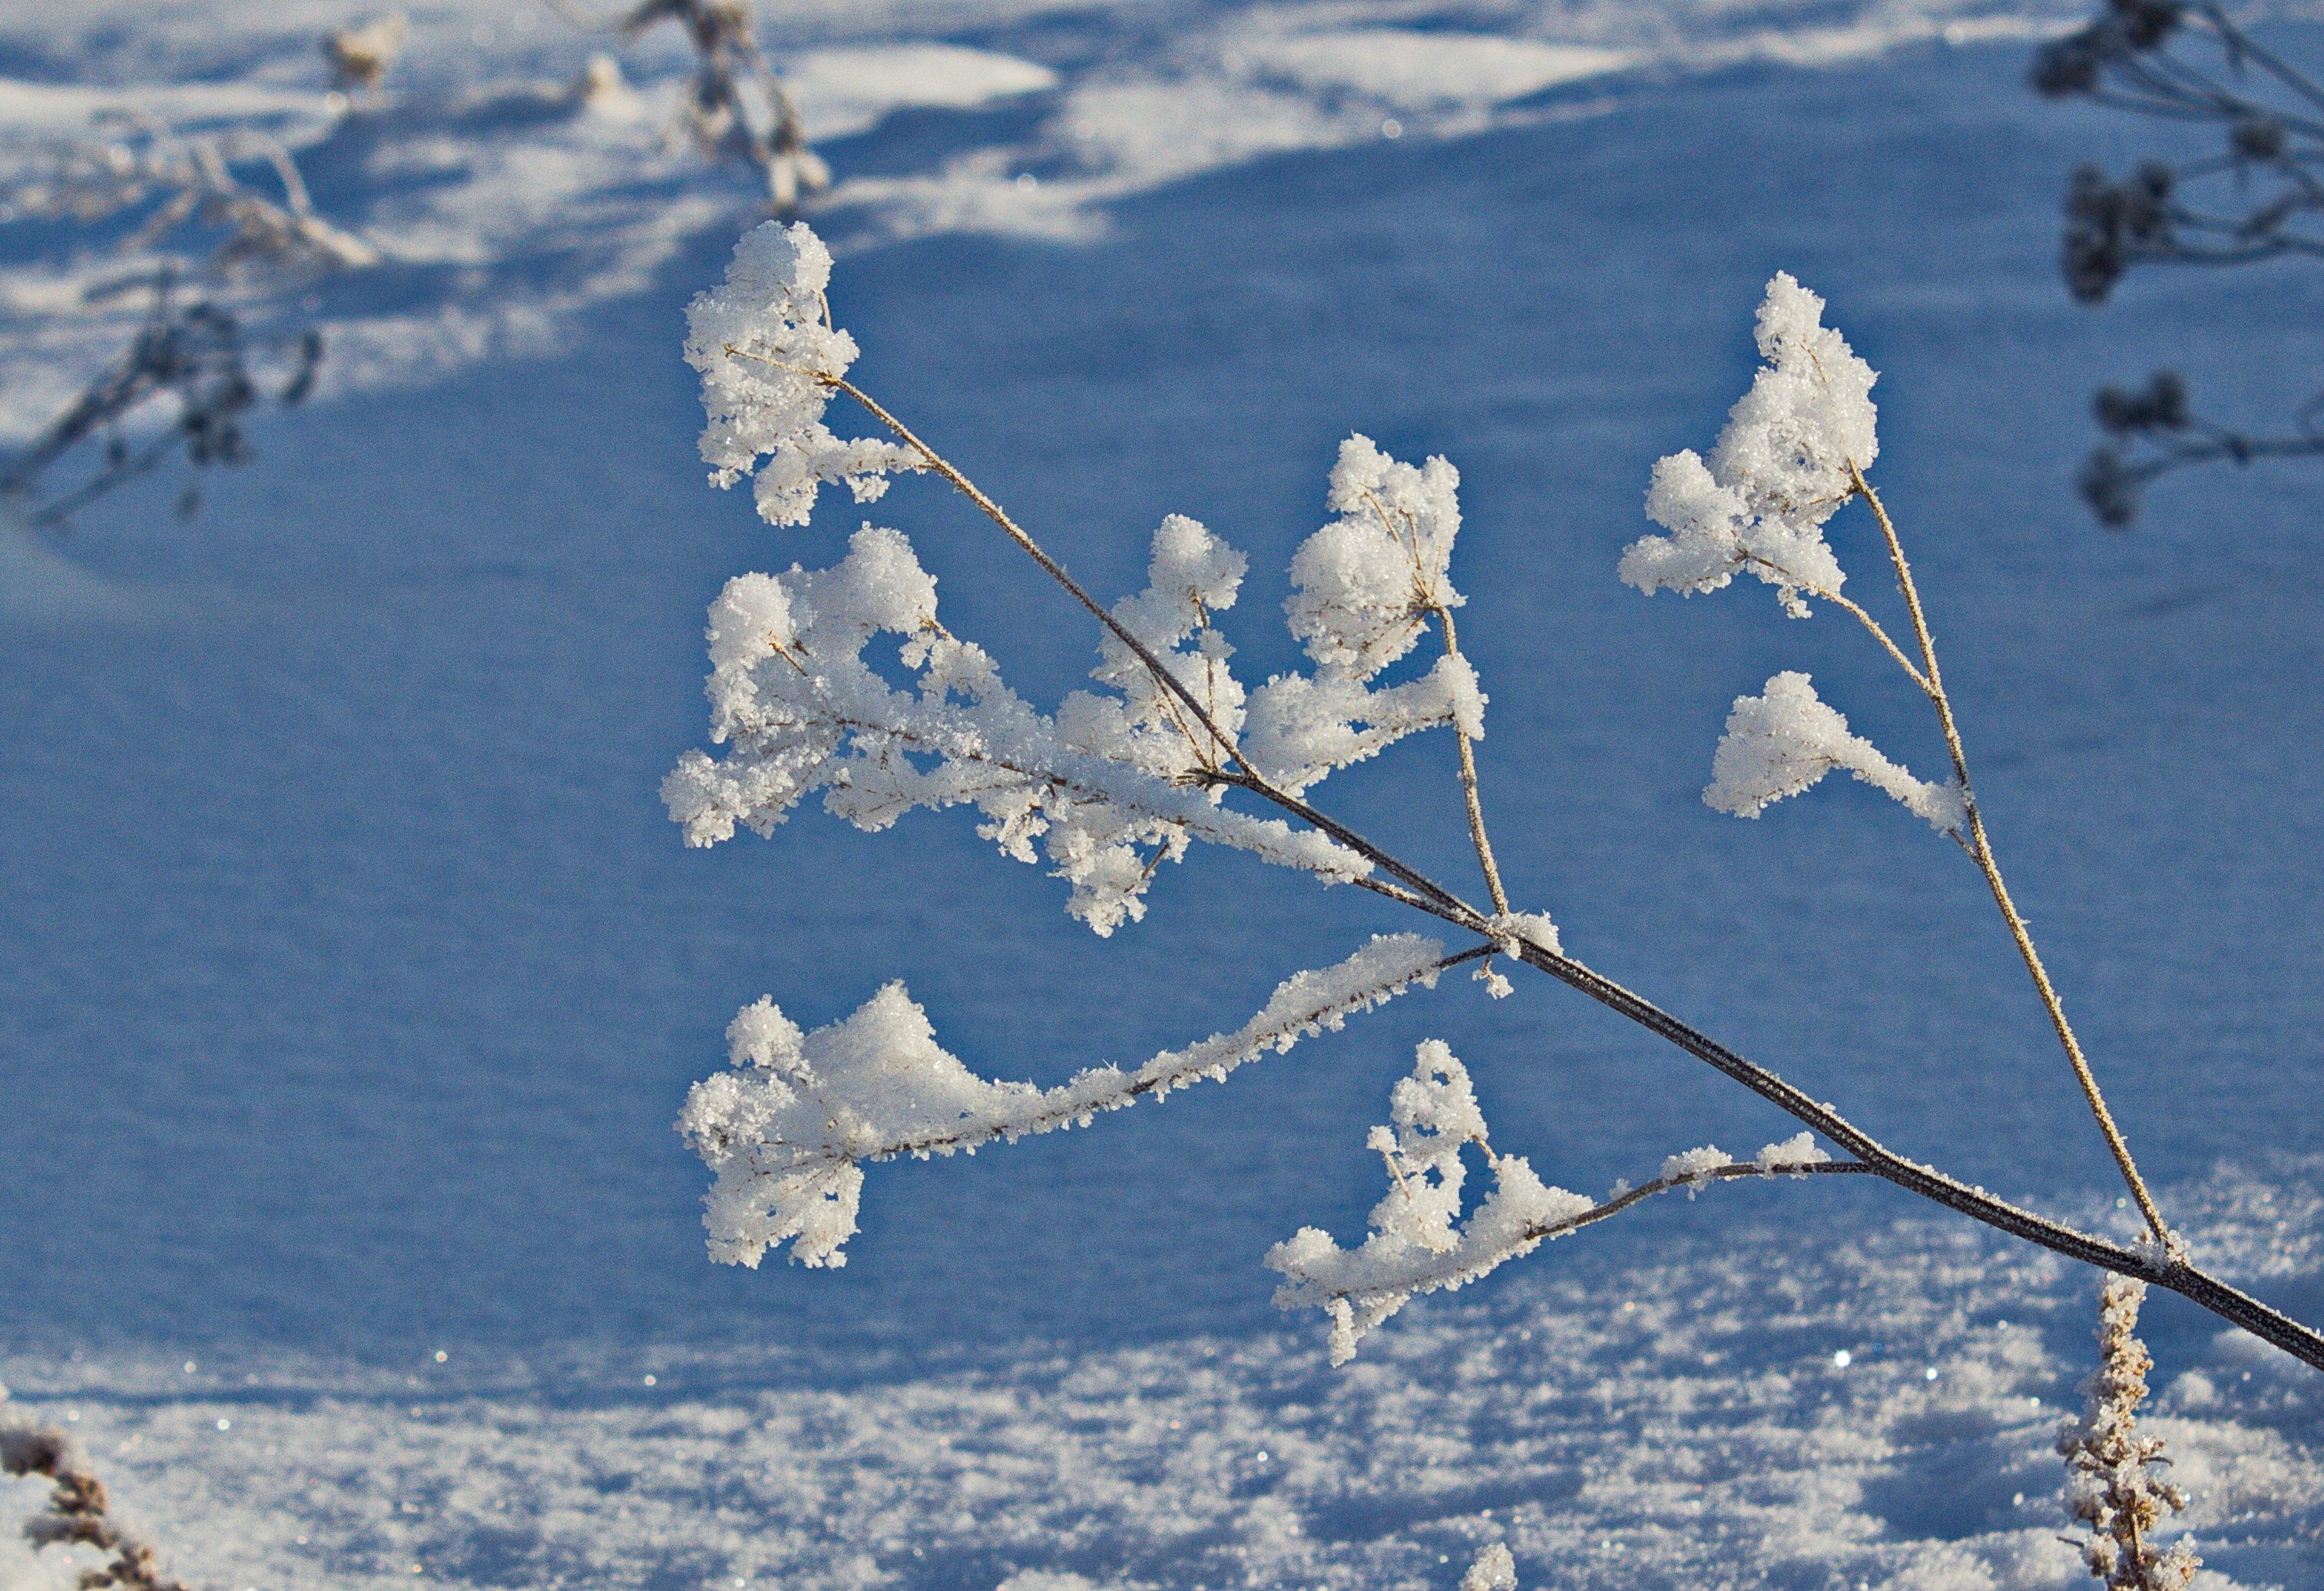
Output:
[
  {"xmin": 1706, "ymin": 671, "xmax": 1964, "ymax": 835},
  {"xmin": 661, "ymin": 521, "xmax": 1365, "ymax": 933},
  {"xmin": 1621, "ymin": 273, "xmax": 1878, "ymax": 617},
  {"xmin": 679, "ymin": 934, "xmax": 1453, "ymax": 1268},
  {"xmin": 1243, "ymin": 436, "xmax": 1487, "ymax": 797},
  {"xmin": 684, "ymin": 221, "xmax": 918, "ymax": 527},
  {"xmin": 1266, "ymin": 1042, "xmax": 1591, "ymax": 1364}
]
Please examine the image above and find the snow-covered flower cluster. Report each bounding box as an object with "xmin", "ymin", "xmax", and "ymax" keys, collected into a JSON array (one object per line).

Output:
[
  {"xmin": 1706, "ymin": 671, "xmax": 1963, "ymax": 835},
  {"xmin": 1620, "ymin": 272, "xmax": 1878, "ymax": 618},
  {"xmin": 1243, "ymin": 438, "xmax": 1487, "ymax": 797},
  {"xmin": 679, "ymin": 935, "xmax": 1453, "ymax": 1268},
  {"xmin": 1624, "ymin": 280, "xmax": 1963, "ymax": 841},
  {"xmin": 2057, "ymin": 1277, "xmax": 2200, "ymax": 1590},
  {"xmin": 684, "ymin": 221, "xmax": 916, "ymax": 528},
  {"xmin": 660, "ymin": 520, "xmax": 1364, "ymax": 933},
  {"xmin": 1266, "ymin": 1042, "xmax": 1591, "ymax": 1364},
  {"xmin": 670, "ymin": 223, "xmax": 1509, "ymax": 934}
]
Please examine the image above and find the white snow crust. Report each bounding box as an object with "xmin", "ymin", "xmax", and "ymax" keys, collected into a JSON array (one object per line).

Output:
[
  {"xmin": 1707, "ymin": 671, "xmax": 1966, "ymax": 835},
  {"xmin": 3, "ymin": 1164, "xmax": 2315, "ymax": 1591}
]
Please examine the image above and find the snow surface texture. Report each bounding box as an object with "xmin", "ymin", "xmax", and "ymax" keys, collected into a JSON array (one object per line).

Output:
[
  {"xmin": 4, "ymin": 1165, "xmax": 2322, "ymax": 1591},
  {"xmin": 0, "ymin": 1, "xmax": 2080, "ymax": 437}
]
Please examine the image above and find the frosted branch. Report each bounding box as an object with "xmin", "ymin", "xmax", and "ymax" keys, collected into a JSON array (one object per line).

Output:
[
  {"xmin": 1269, "ymin": 1041, "xmax": 1861, "ymax": 1365},
  {"xmin": 1243, "ymin": 436, "xmax": 1487, "ymax": 797},
  {"xmin": 1706, "ymin": 671, "xmax": 1965, "ymax": 837},
  {"xmin": 684, "ymin": 222, "xmax": 919, "ymax": 528},
  {"xmin": 2058, "ymin": 1277, "xmax": 2200, "ymax": 1589},
  {"xmin": 1620, "ymin": 273, "xmax": 1877, "ymax": 617},
  {"xmin": 663, "ymin": 523, "xmax": 1369, "ymax": 934},
  {"xmin": 680, "ymin": 933, "xmax": 1463, "ymax": 1268}
]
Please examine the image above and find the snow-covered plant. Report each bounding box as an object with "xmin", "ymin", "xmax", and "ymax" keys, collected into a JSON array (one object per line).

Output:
[
  {"xmin": 2, "ymin": 278, "xmax": 323, "ymax": 529},
  {"xmin": 1458, "ymin": 1541, "xmax": 1518, "ymax": 1591},
  {"xmin": 2058, "ymin": 1278, "xmax": 2200, "ymax": 1589},
  {"xmin": 1624, "ymin": 273, "xmax": 2254, "ymax": 1560},
  {"xmin": 1624, "ymin": 270, "xmax": 2173, "ymax": 1248},
  {"xmin": 667, "ymin": 220, "xmax": 2324, "ymax": 1403},
  {"xmin": 323, "ymin": 13, "xmax": 408, "ymax": 95},
  {"xmin": 0, "ymin": 1387, "xmax": 189, "ymax": 1591},
  {"xmin": 607, "ymin": 0, "xmax": 829, "ymax": 210},
  {"xmin": 8, "ymin": 111, "xmax": 376, "ymax": 274},
  {"xmin": 2034, "ymin": 2, "xmax": 2324, "ymax": 523}
]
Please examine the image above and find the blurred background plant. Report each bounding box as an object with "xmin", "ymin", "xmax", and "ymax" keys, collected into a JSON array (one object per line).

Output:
[{"xmin": 2036, "ymin": 0, "xmax": 2324, "ymax": 525}]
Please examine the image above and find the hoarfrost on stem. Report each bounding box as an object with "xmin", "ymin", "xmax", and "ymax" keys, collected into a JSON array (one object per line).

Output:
[
  {"xmin": 680, "ymin": 934, "xmax": 1454, "ymax": 1268},
  {"xmin": 1266, "ymin": 1042, "xmax": 1591, "ymax": 1364},
  {"xmin": 1458, "ymin": 1543, "xmax": 1518, "ymax": 1591},
  {"xmin": 660, "ymin": 521, "xmax": 1367, "ymax": 933},
  {"xmin": 1621, "ymin": 273, "xmax": 1879, "ymax": 617},
  {"xmin": 1706, "ymin": 671, "xmax": 1965, "ymax": 836},
  {"xmin": 684, "ymin": 220, "xmax": 918, "ymax": 528},
  {"xmin": 1243, "ymin": 436, "xmax": 1488, "ymax": 797},
  {"xmin": 2058, "ymin": 1277, "xmax": 2200, "ymax": 1590}
]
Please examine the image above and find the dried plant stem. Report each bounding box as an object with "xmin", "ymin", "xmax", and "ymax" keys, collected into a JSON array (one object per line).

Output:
[
  {"xmin": 1498, "ymin": 934, "xmax": 2324, "ymax": 1370},
  {"xmin": 1298, "ymin": 1158, "xmax": 1875, "ymax": 1314},
  {"xmin": 817, "ymin": 374, "xmax": 2324, "ymax": 1368},
  {"xmin": 1748, "ymin": 555, "xmax": 1932, "ymax": 694},
  {"xmin": 1430, "ymin": 602, "xmax": 1511, "ymax": 915},
  {"xmin": 1848, "ymin": 462, "xmax": 2170, "ymax": 1248},
  {"xmin": 0, "ymin": 1420, "xmax": 189, "ymax": 1591},
  {"xmin": 826, "ymin": 373, "xmax": 1496, "ymax": 926}
]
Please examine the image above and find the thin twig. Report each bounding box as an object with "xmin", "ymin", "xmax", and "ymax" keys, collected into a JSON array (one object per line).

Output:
[
  {"xmin": 1299, "ymin": 1158, "xmax": 1875, "ymax": 1313},
  {"xmin": 1848, "ymin": 461, "xmax": 2170, "ymax": 1248},
  {"xmin": 822, "ymin": 371, "xmax": 1498, "ymax": 929},
  {"xmin": 1430, "ymin": 601, "xmax": 1511, "ymax": 915},
  {"xmin": 1743, "ymin": 554, "xmax": 1934, "ymax": 695},
  {"xmin": 1498, "ymin": 933, "xmax": 2324, "ymax": 1371}
]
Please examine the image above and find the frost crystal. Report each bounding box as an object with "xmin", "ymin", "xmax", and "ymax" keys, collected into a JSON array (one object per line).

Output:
[
  {"xmin": 1459, "ymin": 1543, "xmax": 1518, "ymax": 1591},
  {"xmin": 2057, "ymin": 1277, "xmax": 2200, "ymax": 1590},
  {"xmin": 663, "ymin": 522, "xmax": 1367, "ymax": 934},
  {"xmin": 1705, "ymin": 671, "xmax": 1964, "ymax": 837},
  {"xmin": 1753, "ymin": 1132, "xmax": 1831, "ymax": 1173},
  {"xmin": 680, "ymin": 936, "xmax": 1452, "ymax": 1268},
  {"xmin": 1621, "ymin": 273, "xmax": 1879, "ymax": 617},
  {"xmin": 1243, "ymin": 436, "xmax": 1485, "ymax": 797},
  {"xmin": 1059, "ymin": 512, "xmax": 1250, "ymax": 787},
  {"xmin": 1659, "ymin": 1144, "xmax": 1728, "ymax": 1190},
  {"xmin": 1267, "ymin": 1042, "xmax": 1591, "ymax": 1364},
  {"xmin": 684, "ymin": 220, "xmax": 918, "ymax": 527}
]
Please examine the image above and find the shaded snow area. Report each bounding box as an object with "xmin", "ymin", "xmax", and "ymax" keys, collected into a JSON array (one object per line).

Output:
[
  {"xmin": 0, "ymin": 0, "xmax": 2081, "ymax": 431},
  {"xmin": 6, "ymin": 1167, "xmax": 2324, "ymax": 1591},
  {"xmin": 8, "ymin": 0, "xmax": 2324, "ymax": 1589}
]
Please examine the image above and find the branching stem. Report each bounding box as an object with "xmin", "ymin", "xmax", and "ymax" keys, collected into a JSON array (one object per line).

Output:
[
  {"xmin": 1847, "ymin": 461, "xmax": 2170, "ymax": 1249},
  {"xmin": 794, "ymin": 369, "xmax": 2324, "ymax": 1369},
  {"xmin": 1429, "ymin": 602, "xmax": 1511, "ymax": 916}
]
